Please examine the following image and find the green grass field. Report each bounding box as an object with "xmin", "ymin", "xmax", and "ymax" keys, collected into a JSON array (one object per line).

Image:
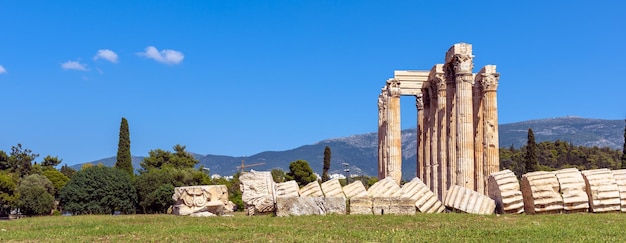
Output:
[{"xmin": 0, "ymin": 213, "xmax": 623, "ymax": 242}]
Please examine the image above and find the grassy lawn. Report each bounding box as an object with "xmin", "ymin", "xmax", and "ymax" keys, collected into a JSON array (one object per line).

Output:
[{"xmin": 0, "ymin": 212, "xmax": 623, "ymax": 242}]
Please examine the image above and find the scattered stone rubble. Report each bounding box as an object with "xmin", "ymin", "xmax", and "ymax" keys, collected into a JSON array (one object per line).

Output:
[{"xmin": 203, "ymin": 168, "xmax": 626, "ymax": 217}]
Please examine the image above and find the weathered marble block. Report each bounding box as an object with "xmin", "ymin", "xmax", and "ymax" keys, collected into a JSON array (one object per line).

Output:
[
  {"xmin": 321, "ymin": 179, "xmax": 345, "ymax": 198},
  {"xmin": 172, "ymin": 185, "xmax": 231, "ymax": 216},
  {"xmin": 275, "ymin": 197, "xmax": 346, "ymax": 216},
  {"xmin": 372, "ymin": 197, "xmax": 416, "ymax": 215},
  {"xmin": 342, "ymin": 181, "xmax": 368, "ymax": 199},
  {"xmin": 521, "ymin": 171, "xmax": 563, "ymax": 214},
  {"xmin": 555, "ymin": 168, "xmax": 588, "ymax": 212},
  {"xmin": 239, "ymin": 170, "xmax": 276, "ymax": 216},
  {"xmin": 612, "ymin": 169, "xmax": 626, "ymax": 212},
  {"xmin": 488, "ymin": 170, "xmax": 524, "ymax": 214},
  {"xmin": 581, "ymin": 169, "xmax": 620, "ymax": 213},
  {"xmin": 444, "ymin": 185, "xmax": 495, "ymax": 214},
  {"xmin": 299, "ymin": 181, "xmax": 324, "ymax": 197},
  {"xmin": 275, "ymin": 180, "xmax": 300, "ymax": 198},
  {"xmin": 368, "ymin": 177, "xmax": 401, "ymax": 198},
  {"xmin": 349, "ymin": 196, "xmax": 373, "ymax": 215},
  {"xmin": 401, "ymin": 177, "xmax": 444, "ymax": 213}
]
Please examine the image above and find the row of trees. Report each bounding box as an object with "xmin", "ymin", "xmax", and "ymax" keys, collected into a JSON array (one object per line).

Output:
[{"xmin": 501, "ymin": 128, "xmax": 626, "ymax": 178}]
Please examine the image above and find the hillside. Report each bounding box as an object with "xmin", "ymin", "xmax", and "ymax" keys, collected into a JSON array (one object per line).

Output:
[{"xmin": 76, "ymin": 117, "xmax": 625, "ymax": 179}]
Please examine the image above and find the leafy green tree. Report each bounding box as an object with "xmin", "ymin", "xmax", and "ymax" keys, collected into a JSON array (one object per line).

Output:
[
  {"xmin": 42, "ymin": 169, "xmax": 70, "ymax": 198},
  {"xmin": 271, "ymin": 168, "xmax": 286, "ymax": 183},
  {"xmin": 285, "ymin": 160, "xmax": 317, "ymax": 187},
  {"xmin": 18, "ymin": 186, "xmax": 54, "ymax": 216},
  {"xmin": 134, "ymin": 167, "xmax": 210, "ymax": 213},
  {"xmin": 41, "ymin": 155, "xmax": 62, "ymax": 169},
  {"xmin": 524, "ymin": 129, "xmax": 539, "ymax": 173},
  {"xmin": 0, "ymin": 173, "xmax": 18, "ymax": 215},
  {"xmin": 60, "ymin": 164, "xmax": 77, "ymax": 178},
  {"xmin": 622, "ymin": 119, "xmax": 626, "ymax": 169},
  {"xmin": 140, "ymin": 145, "xmax": 198, "ymax": 172},
  {"xmin": 59, "ymin": 166, "xmax": 137, "ymax": 215},
  {"xmin": 0, "ymin": 150, "xmax": 9, "ymax": 171},
  {"xmin": 322, "ymin": 146, "xmax": 331, "ymax": 182},
  {"xmin": 17, "ymin": 174, "xmax": 55, "ymax": 215},
  {"xmin": 115, "ymin": 117, "xmax": 133, "ymax": 176},
  {"xmin": 8, "ymin": 144, "xmax": 38, "ymax": 176}
]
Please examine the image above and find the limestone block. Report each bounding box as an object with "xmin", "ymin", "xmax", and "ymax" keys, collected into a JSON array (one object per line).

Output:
[
  {"xmin": 321, "ymin": 179, "xmax": 345, "ymax": 198},
  {"xmin": 172, "ymin": 185, "xmax": 231, "ymax": 216},
  {"xmin": 275, "ymin": 197, "xmax": 347, "ymax": 216},
  {"xmin": 276, "ymin": 197, "xmax": 323, "ymax": 217},
  {"xmin": 349, "ymin": 196, "xmax": 373, "ymax": 215},
  {"xmin": 487, "ymin": 170, "xmax": 524, "ymax": 214},
  {"xmin": 444, "ymin": 185, "xmax": 495, "ymax": 214},
  {"xmin": 372, "ymin": 197, "xmax": 416, "ymax": 215},
  {"xmin": 323, "ymin": 197, "xmax": 347, "ymax": 215},
  {"xmin": 299, "ymin": 181, "xmax": 324, "ymax": 197},
  {"xmin": 342, "ymin": 181, "xmax": 368, "ymax": 199},
  {"xmin": 401, "ymin": 177, "xmax": 444, "ymax": 213},
  {"xmin": 611, "ymin": 169, "xmax": 626, "ymax": 212},
  {"xmin": 239, "ymin": 170, "xmax": 276, "ymax": 215},
  {"xmin": 520, "ymin": 171, "xmax": 563, "ymax": 214},
  {"xmin": 555, "ymin": 168, "xmax": 589, "ymax": 212},
  {"xmin": 368, "ymin": 177, "xmax": 401, "ymax": 198},
  {"xmin": 581, "ymin": 169, "xmax": 620, "ymax": 213},
  {"xmin": 275, "ymin": 180, "xmax": 300, "ymax": 198}
]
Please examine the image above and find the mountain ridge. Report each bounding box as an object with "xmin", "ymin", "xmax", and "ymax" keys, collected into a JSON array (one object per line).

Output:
[{"xmin": 73, "ymin": 117, "xmax": 625, "ymax": 179}]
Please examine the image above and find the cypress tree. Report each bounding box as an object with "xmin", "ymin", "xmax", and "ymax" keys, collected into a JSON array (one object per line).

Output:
[
  {"xmin": 322, "ymin": 146, "xmax": 331, "ymax": 182},
  {"xmin": 622, "ymin": 119, "xmax": 626, "ymax": 169},
  {"xmin": 524, "ymin": 128, "xmax": 539, "ymax": 173},
  {"xmin": 115, "ymin": 117, "xmax": 133, "ymax": 176}
]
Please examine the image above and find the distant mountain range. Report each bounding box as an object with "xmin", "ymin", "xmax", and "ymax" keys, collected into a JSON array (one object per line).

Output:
[{"xmin": 74, "ymin": 117, "xmax": 625, "ymax": 179}]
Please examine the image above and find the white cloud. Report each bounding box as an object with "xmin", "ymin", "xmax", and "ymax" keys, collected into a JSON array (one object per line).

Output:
[
  {"xmin": 93, "ymin": 49, "xmax": 118, "ymax": 63},
  {"xmin": 138, "ymin": 46, "xmax": 184, "ymax": 64},
  {"xmin": 0, "ymin": 65, "xmax": 6, "ymax": 74},
  {"xmin": 61, "ymin": 61, "xmax": 89, "ymax": 71}
]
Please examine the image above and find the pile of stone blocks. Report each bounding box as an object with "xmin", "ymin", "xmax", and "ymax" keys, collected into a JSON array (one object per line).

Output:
[
  {"xmin": 275, "ymin": 178, "xmax": 346, "ymax": 217},
  {"xmin": 444, "ymin": 185, "xmax": 495, "ymax": 214},
  {"xmin": 581, "ymin": 169, "xmax": 620, "ymax": 213},
  {"xmin": 487, "ymin": 169, "xmax": 523, "ymax": 214},
  {"xmin": 520, "ymin": 171, "xmax": 564, "ymax": 214},
  {"xmin": 612, "ymin": 169, "xmax": 626, "ymax": 212},
  {"xmin": 555, "ymin": 168, "xmax": 589, "ymax": 212},
  {"xmin": 239, "ymin": 171, "xmax": 276, "ymax": 216}
]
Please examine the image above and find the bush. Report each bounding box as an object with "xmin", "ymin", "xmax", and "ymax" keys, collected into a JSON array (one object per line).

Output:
[
  {"xmin": 59, "ymin": 166, "xmax": 136, "ymax": 215},
  {"xmin": 18, "ymin": 186, "xmax": 54, "ymax": 215}
]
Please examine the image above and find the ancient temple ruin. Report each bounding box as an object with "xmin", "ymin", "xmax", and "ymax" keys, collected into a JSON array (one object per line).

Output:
[{"xmin": 377, "ymin": 43, "xmax": 500, "ymax": 198}]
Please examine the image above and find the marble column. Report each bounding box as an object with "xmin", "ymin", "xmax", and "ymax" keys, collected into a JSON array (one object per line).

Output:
[
  {"xmin": 444, "ymin": 61, "xmax": 457, "ymax": 190},
  {"xmin": 377, "ymin": 90, "xmax": 388, "ymax": 179},
  {"xmin": 429, "ymin": 82, "xmax": 439, "ymax": 198},
  {"xmin": 472, "ymin": 74, "xmax": 485, "ymax": 194},
  {"xmin": 416, "ymin": 95, "xmax": 424, "ymax": 182},
  {"xmin": 480, "ymin": 66, "xmax": 500, "ymax": 182},
  {"xmin": 422, "ymin": 87, "xmax": 431, "ymax": 187},
  {"xmin": 386, "ymin": 79, "xmax": 403, "ymax": 184},
  {"xmin": 446, "ymin": 43, "xmax": 474, "ymax": 190},
  {"xmin": 432, "ymin": 64, "xmax": 447, "ymax": 198}
]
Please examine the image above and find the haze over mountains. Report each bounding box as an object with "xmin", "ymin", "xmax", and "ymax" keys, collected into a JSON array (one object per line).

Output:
[{"xmin": 75, "ymin": 117, "xmax": 625, "ymax": 179}]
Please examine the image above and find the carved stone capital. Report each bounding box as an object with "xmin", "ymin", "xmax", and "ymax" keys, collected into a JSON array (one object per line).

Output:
[
  {"xmin": 453, "ymin": 54, "xmax": 473, "ymax": 74},
  {"xmin": 457, "ymin": 74, "xmax": 473, "ymax": 84},
  {"xmin": 415, "ymin": 95, "xmax": 424, "ymax": 110},
  {"xmin": 481, "ymin": 73, "xmax": 500, "ymax": 91},
  {"xmin": 387, "ymin": 79, "xmax": 401, "ymax": 97},
  {"xmin": 434, "ymin": 73, "xmax": 446, "ymax": 91}
]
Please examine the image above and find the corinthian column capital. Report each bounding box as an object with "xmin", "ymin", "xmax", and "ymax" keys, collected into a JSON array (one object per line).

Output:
[
  {"xmin": 387, "ymin": 79, "xmax": 401, "ymax": 97},
  {"xmin": 416, "ymin": 95, "xmax": 424, "ymax": 110}
]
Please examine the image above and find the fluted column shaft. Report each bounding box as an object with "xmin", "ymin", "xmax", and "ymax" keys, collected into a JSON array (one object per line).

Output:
[
  {"xmin": 422, "ymin": 89, "xmax": 431, "ymax": 187},
  {"xmin": 444, "ymin": 64, "xmax": 457, "ymax": 190},
  {"xmin": 429, "ymin": 85, "xmax": 439, "ymax": 198},
  {"xmin": 482, "ymin": 66, "xmax": 500, "ymax": 182},
  {"xmin": 472, "ymin": 78, "xmax": 485, "ymax": 194},
  {"xmin": 450, "ymin": 48, "xmax": 474, "ymax": 190},
  {"xmin": 387, "ymin": 79, "xmax": 402, "ymax": 184},
  {"xmin": 433, "ymin": 68, "xmax": 447, "ymax": 199},
  {"xmin": 416, "ymin": 95, "xmax": 424, "ymax": 181},
  {"xmin": 377, "ymin": 91, "xmax": 387, "ymax": 179}
]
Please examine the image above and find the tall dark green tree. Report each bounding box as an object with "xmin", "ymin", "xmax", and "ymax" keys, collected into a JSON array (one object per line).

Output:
[
  {"xmin": 8, "ymin": 144, "xmax": 38, "ymax": 176},
  {"xmin": 322, "ymin": 146, "xmax": 331, "ymax": 182},
  {"xmin": 285, "ymin": 160, "xmax": 317, "ymax": 187},
  {"xmin": 115, "ymin": 117, "xmax": 133, "ymax": 176},
  {"xmin": 622, "ymin": 119, "xmax": 626, "ymax": 169},
  {"xmin": 524, "ymin": 128, "xmax": 539, "ymax": 173}
]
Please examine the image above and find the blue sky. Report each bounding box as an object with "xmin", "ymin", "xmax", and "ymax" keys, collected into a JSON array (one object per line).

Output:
[{"xmin": 1, "ymin": 1, "xmax": 625, "ymax": 166}]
